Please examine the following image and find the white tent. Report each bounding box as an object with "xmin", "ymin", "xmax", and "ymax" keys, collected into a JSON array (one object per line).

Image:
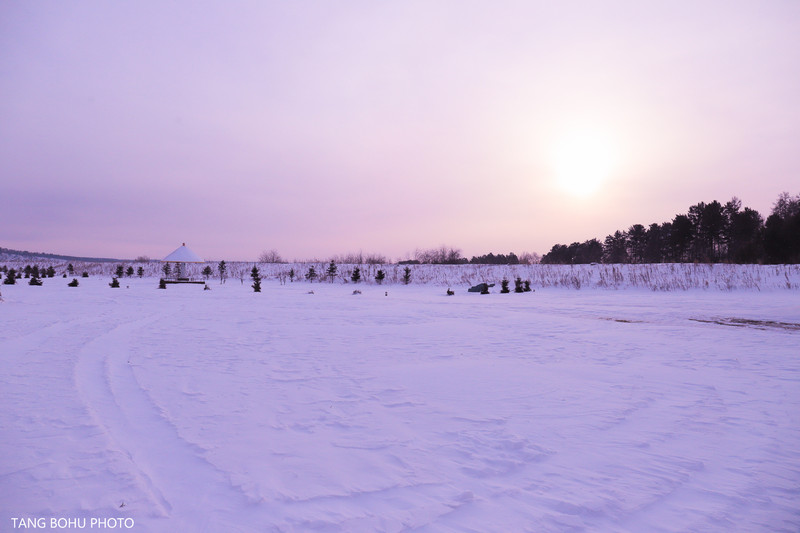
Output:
[{"xmin": 162, "ymin": 243, "xmax": 204, "ymax": 263}]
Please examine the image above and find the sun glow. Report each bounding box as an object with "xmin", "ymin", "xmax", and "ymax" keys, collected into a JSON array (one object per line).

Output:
[{"xmin": 550, "ymin": 128, "xmax": 619, "ymax": 197}]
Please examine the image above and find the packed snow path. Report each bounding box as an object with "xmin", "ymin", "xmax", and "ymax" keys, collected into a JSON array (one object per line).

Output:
[{"xmin": 1, "ymin": 279, "xmax": 799, "ymax": 532}]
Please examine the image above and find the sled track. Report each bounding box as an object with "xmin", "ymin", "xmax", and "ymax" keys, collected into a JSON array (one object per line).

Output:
[{"xmin": 73, "ymin": 310, "xmax": 259, "ymax": 532}]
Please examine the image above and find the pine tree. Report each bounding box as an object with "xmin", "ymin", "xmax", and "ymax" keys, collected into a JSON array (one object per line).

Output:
[
  {"xmin": 523, "ymin": 280, "xmax": 532, "ymax": 292},
  {"xmin": 68, "ymin": 263, "xmax": 74, "ymax": 275},
  {"xmin": 68, "ymin": 278, "xmax": 79, "ymax": 287},
  {"xmin": 350, "ymin": 267, "xmax": 361, "ymax": 283},
  {"xmin": 29, "ymin": 276, "xmax": 43, "ymax": 286},
  {"xmin": 126, "ymin": 266, "xmax": 135, "ymax": 277},
  {"xmin": 137, "ymin": 266, "xmax": 145, "ymax": 278},
  {"xmin": 500, "ymin": 279, "xmax": 510, "ymax": 293},
  {"xmin": 375, "ymin": 269, "xmax": 385, "ymax": 284},
  {"xmin": 402, "ymin": 266, "xmax": 411, "ymax": 285},
  {"xmin": 514, "ymin": 277, "xmax": 524, "ymax": 293},
  {"xmin": 116, "ymin": 265, "xmax": 124, "ymax": 278},
  {"xmin": 251, "ymin": 265, "xmax": 262, "ymax": 292},
  {"xmin": 109, "ymin": 277, "xmax": 120, "ymax": 288},
  {"xmin": 218, "ymin": 261, "xmax": 227, "ymax": 284},
  {"xmin": 289, "ymin": 268, "xmax": 296, "ymax": 282},
  {"xmin": 326, "ymin": 261, "xmax": 338, "ymax": 282},
  {"xmin": 305, "ymin": 266, "xmax": 317, "ymax": 282},
  {"xmin": 82, "ymin": 272, "xmax": 89, "ymax": 278},
  {"xmin": 202, "ymin": 265, "xmax": 213, "ymax": 280},
  {"xmin": 3, "ymin": 269, "xmax": 16, "ymax": 285}
]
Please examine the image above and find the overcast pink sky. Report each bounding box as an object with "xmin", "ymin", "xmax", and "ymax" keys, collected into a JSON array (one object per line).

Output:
[{"xmin": 2, "ymin": 1, "xmax": 799, "ymax": 261}]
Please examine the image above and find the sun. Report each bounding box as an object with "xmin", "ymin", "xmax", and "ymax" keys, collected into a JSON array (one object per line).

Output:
[{"xmin": 550, "ymin": 128, "xmax": 619, "ymax": 197}]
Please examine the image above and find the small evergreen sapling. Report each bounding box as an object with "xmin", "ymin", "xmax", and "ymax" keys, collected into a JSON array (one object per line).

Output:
[
  {"xmin": 350, "ymin": 267, "xmax": 361, "ymax": 284},
  {"xmin": 137, "ymin": 266, "xmax": 145, "ymax": 278},
  {"xmin": 29, "ymin": 276, "xmax": 43, "ymax": 286},
  {"xmin": 202, "ymin": 265, "xmax": 213, "ymax": 280},
  {"xmin": 305, "ymin": 266, "xmax": 317, "ymax": 282},
  {"xmin": 402, "ymin": 266, "xmax": 411, "ymax": 285},
  {"xmin": 3, "ymin": 269, "xmax": 17, "ymax": 285},
  {"xmin": 68, "ymin": 263, "xmax": 74, "ymax": 275},
  {"xmin": 109, "ymin": 277, "xmax": 120, "ymax": 288},
  {"xmin": 46, "ymin": 266, "xmax": 55, "ymax": 278},
  {"xmin": 524, "ymin": 280, "xmax": 532, "ymax": 292},
  {"xmin": 126, "ymin": 266, "xmax": 134, "ymax": 277},
  {"xmin": 218, "ymin": 261, "xmax": 227, "ymax": 284},
  {"xmin": 68, "ymin": 278, "xmax": 79, "ymax": 287},
  {"xmin": 289, "ymin": 268, "xmax": 296, "ymax": 282},
  {"xmin": 375, "ymin": 269, "xmax": 385, "ymax": 284},
  {"xmin": 500, "ymin": 279, "xmax": 510, "ymax": 293},
  {"xmin": 82, "ymin": 272, "xmax": 89, "ymax": 278},
  {"xmin": 514, "ymin": 277, "xmax": 524, "ymax": 293},
  {"xmin": 251, "ymin": 265, "xmax": 262, "ymax": 292},
  {"xmin": 116, "ymin": 265, "xmax": 125, "ymax": 278},
  {"xmin": 326, "ymin": 261, "xmax": 338, "ymax": 282}
]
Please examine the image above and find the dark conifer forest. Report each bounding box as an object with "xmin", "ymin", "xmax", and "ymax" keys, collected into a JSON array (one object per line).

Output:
[{"xmin": 541, "ymin": 192, "xmax": 800, "ymax": 264}]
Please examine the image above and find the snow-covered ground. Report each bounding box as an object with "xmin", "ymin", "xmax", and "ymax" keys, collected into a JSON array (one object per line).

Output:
[{"xmin": 1, "ymin": 276, "xmax": 799, "ymax": 532}]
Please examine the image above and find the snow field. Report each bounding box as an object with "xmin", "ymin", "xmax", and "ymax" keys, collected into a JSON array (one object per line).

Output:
[{"xmin": 1, "ymin": 277, "xmax": 799, "ymax": 532}]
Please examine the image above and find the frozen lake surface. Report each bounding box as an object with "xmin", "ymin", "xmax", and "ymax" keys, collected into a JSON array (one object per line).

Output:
[{"xmin": 1, "ymin": 278, "xmax": 799, "ymax": 532}]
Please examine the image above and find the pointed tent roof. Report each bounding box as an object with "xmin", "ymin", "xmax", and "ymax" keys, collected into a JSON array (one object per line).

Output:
[{"xmin": 162, "ymin": 243, "xmax": 204, "ymax": 263}]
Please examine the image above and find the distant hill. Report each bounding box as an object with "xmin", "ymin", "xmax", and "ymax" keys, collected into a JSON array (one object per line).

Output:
[{"xmin": 0, "ymin": 247, "xmax": 123, "ymax": 263}]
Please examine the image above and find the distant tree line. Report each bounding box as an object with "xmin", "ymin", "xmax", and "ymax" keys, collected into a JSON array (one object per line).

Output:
[
  {"xmin": 399, "ymin": 246, "xmax": 540, "ymax": 265},
  {"xmin": 0, "ymin": 247, "xmax": 119, "ymax": 263},
  {"xmin": 541, "ymin": 192, "xmax": 800, "ymax": 265}
]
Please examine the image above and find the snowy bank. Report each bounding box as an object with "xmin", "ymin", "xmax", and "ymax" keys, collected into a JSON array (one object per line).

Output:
[{"xmin": 2, "ymin": 261, "xmax": 800, "ymax": 291}]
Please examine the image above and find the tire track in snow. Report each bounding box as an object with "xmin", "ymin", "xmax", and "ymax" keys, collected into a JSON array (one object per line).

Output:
[{"xmin": 74, "ymin": 310, "xmax": 258, "ymax": 531}]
